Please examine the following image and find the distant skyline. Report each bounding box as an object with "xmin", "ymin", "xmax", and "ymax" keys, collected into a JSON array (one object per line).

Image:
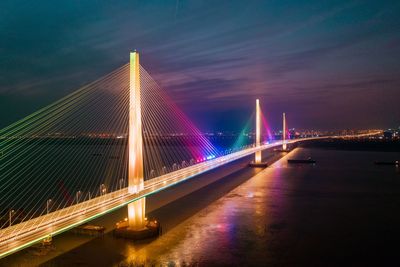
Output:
[{"xmin": 0, "ymin": 0, "xmax": 399, "ymax": 131}]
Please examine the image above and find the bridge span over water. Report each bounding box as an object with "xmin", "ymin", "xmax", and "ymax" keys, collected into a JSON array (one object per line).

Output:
[
  {"xmin": 0, "ymin": 51, "xmax": 378, "ymax": 258},
  {"xmin": 1, "ymin": 135, "xmax": 378, "ymax": 258}
]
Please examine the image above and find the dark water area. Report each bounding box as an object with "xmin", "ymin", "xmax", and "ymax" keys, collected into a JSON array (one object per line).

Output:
[
  {"xmin": 301, "ymin": 138, "xmax": 400, "ymax": 152},
  {"xmin": 26, "ymin": 144, "xmax": 400, "ymax": 266}
]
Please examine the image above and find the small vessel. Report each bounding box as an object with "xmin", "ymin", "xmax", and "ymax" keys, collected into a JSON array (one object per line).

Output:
[
  {"xmin": 288, "ymin": 157, "xmax": 316, "ymax": 164},
  {"xmin": 72, "ymin": 224, "xmax": 105, "ymax": 235},
  {"xmin": 374, "ymin": 160, "xmax": 399, "ymax": 166}
]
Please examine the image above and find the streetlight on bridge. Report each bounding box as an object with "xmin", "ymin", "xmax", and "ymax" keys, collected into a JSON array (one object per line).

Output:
[
  {"xmin": 119, "ymin": 179, "xmax": 124, "ymax": 190},
  {"xmin": 100, "ymin": 184, "xmax": 106, "ymax": 196},
  {"xmin": 76, "ymin": 191, "xmax": 81, "ymax": 203},
  {"xmin": 47, "ymin": 199, "xmax": 52, "ymax": 214},
  {"xmin": 9, "ymin": 209, "xmax": 15, "ymax": 227}
]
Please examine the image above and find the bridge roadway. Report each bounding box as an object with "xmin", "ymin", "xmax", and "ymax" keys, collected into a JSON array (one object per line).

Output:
[{"xmin": 0, "ymin": 134, "xmax": 376, "ymax": 258}]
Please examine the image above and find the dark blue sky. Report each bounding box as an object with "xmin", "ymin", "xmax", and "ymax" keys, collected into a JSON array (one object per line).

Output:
[{"xmin": 0, "ymin": 0, "xmax": 399, "ymax": 131}]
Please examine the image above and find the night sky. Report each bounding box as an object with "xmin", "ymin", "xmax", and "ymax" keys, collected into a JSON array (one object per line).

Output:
[{"xmin": 0, "ymin": 0, "xmax": 399, "ymax": 131}]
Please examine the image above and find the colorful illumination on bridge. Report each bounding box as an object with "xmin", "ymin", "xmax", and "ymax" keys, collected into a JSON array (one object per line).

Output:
[
  {"xmin": 0, "ymin": 48, "xmax": 383, "ymax": 259},
  {"xmin": 260, "ymin": 109, "xmax": 273, "ymax": 141}
]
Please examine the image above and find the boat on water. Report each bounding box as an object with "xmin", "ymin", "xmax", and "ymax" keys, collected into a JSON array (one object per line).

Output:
[
  {"xmin": 288, "ymin": 157, "xmax": 316, "ymax": 164},
  {"xmin": 374, "ymin": 160, "xmax": 399, "ymax": 166},
  {"xmin": 72, "ymin": 224, "xmax": 106, "ymax": 235}
]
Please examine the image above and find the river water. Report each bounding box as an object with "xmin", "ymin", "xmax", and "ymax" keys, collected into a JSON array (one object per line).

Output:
[{"xmin": 3, "ymin": 146, "xmax": 400, "ymax": 266}]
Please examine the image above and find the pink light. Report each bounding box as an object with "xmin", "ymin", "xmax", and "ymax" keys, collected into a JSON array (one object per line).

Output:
[{"xmin": 260, "ymin": 110, "xmax": 273, "ymax": 140}]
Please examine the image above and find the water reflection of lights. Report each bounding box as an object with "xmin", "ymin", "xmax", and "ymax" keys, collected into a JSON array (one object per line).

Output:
[{"xmin": 122, "ymin": 149, "xmax": 303, "ymax": 266}]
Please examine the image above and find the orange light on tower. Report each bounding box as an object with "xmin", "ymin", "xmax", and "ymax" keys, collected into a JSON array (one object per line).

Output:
[
  {"xmin": 249, "ymin": 99, "xmax": 267, "ymax": 167},
  {"xmin": 128, "ymin": 51, "xmax": 146, "ymax": 230}
]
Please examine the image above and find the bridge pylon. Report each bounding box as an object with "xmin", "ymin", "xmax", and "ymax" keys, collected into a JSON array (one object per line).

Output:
[
  {"xmin": 255, "ymin": 99, "xmax": 262, "ymax": 163},
  {"xmin": 127, "ymin": 51, "xmax": 146, "ymax": 230},
  {"xmin": 282, "ymin": 112, "xmax": 287, "ymax": 151},
  {"xmin": 249, "ymin": 99, "xmax": 268, "ymax": 167}
]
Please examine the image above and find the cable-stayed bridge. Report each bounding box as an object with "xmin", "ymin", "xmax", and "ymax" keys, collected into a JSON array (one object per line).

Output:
[{"xmin": 0, "ymin": 52, "xmax": 377, "ymax": 258}]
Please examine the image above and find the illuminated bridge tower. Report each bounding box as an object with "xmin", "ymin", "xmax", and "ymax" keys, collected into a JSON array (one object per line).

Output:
[
  {"xmin": 255, "ymin": 99, "xmax": 262, "ymax": 163},
  {"xmin": 127, "ymin": 51, "xmax": 146, "ymax": 230},
  {"xmin": 282, "ymin": 112, "xmax": 287, "ymax": 151},
  {"xmin": 249, "ymin": 99, "xmax": 268, "ymax": 167}
]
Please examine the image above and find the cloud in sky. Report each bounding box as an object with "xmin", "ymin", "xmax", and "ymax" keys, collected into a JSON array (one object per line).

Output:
[{"xmin": 0, "ymin": 0, "xmax": 399, "ymax": 130}]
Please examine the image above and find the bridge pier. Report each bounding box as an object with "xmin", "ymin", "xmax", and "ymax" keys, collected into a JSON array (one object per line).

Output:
[{"xmin": 127, "ymin": 199, "xmax": 146, "ymax": 229}]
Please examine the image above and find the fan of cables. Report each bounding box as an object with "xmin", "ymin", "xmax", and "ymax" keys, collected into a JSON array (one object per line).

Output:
[{"xmin": 0, "ymin": 62, "xmax": 223, "ymax": 228}]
